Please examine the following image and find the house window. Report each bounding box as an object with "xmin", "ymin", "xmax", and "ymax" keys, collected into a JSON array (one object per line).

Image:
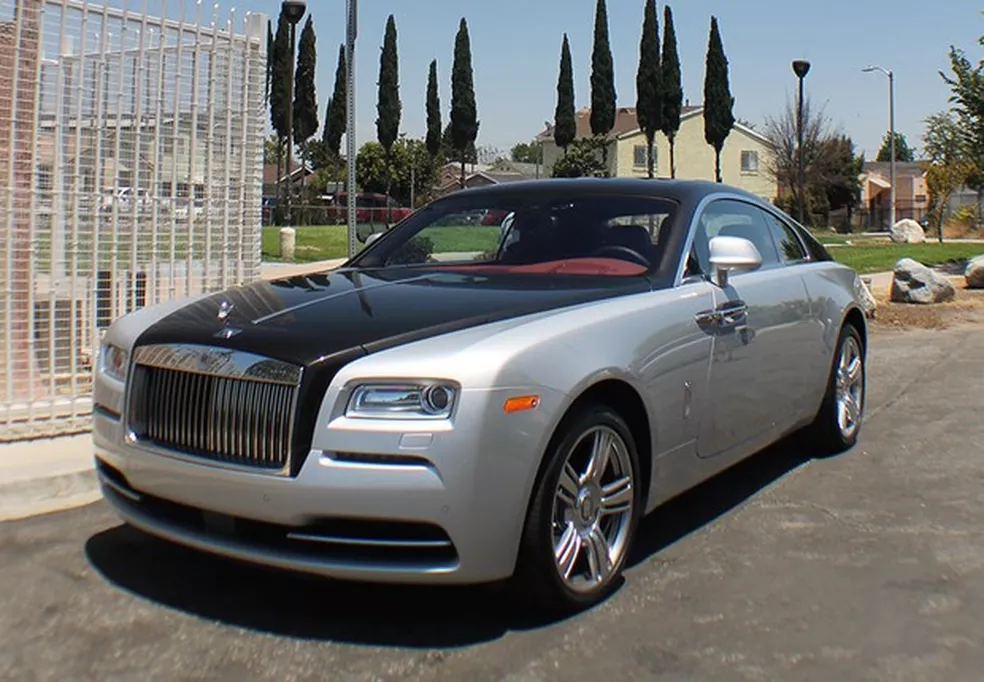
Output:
[
  {"xmin": 741, "ymin": 150, "xmax": 759, "ymax": 174},
  {"xmin": 633, "ymin": 144, "xmax": 647, "ymax": 168},
  {"xmin": 915, "ymin": 195, "xmax": 927, "ymax": 203}
]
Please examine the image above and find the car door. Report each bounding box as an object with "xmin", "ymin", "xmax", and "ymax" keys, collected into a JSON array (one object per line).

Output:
[{"xmin": 689, "ymin": 198, "xmax": 811, "ymax": 459}]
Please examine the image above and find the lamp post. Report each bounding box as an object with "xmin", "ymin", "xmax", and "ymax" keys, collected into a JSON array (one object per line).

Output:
[
  {"xmin": 282, "ymin": 0, "xmax": 306, "ymax": 229},
  {"xmin": 345, "ymin": 0, "xmax": 358, "ymax": 258},
  {"xmin": 792, "ymin": 59, "xmax": 811, "ymax": 226},
  {"xmin": 863, "ymin": 65, "xmax": 895, "ymax": 229}
]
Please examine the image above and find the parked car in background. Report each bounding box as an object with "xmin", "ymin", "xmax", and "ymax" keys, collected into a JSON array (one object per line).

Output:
[
  {"xmin": 93, "ymin": 178, "xmax": 868, "ymax": 611},
  {"xmin": 324, "ymin": 192, "xmax": 413, "ymax": 225}
]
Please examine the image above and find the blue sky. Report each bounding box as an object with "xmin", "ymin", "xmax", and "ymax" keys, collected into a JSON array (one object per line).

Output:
[{"xmin": 106, "ymin": 0, "xmax": 984, "ymax": 158}]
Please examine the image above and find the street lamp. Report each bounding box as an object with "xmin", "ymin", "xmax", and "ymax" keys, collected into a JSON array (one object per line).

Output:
[
  {"xmin": 792, "ymin": 59, "xmax": 811, "ymax": 226},
  {"xmin": 282, "ymin": 0, "xmax": 306, "ymax": 229},
  {"xmin": 863, "ymin": 64, "xmax": 895, "ymax": 229},
  {"xmin": 345, "ymin": 0, "xmax": 358, "ymax": 258}
]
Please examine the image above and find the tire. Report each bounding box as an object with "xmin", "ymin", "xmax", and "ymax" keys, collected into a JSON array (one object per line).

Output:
[
  {"xmin": 803, "ymin": 323, "xmax": 866, "ymax": 456},
  {"xmin": 513, "ymin": 403, "xmax": 642, "ymax": 613}
]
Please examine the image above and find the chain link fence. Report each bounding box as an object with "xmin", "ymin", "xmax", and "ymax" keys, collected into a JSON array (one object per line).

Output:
[{"xmin": 1, "ymin": 0, "xmax": 268, "ymax": 441}]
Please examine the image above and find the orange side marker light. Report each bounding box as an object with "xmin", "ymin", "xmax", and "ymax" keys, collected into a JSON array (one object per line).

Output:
[{"xmin": 504, "ymin": 395, "xmax": 540, "ymax": 414}]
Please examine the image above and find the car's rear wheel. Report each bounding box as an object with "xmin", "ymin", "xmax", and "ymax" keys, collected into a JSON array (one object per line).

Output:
[
  {"xmin": 514, "ymin": 403, "xmax": 641, "ymax": 613},
  {"xmin": 804, "ymin": 322, "xmax": 866, "ymax": 456}
]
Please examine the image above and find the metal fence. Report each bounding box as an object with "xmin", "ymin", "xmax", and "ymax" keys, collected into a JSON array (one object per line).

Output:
[{"xmin": 0, "ymin": 0, "xmax": 268, "ymax": 441}]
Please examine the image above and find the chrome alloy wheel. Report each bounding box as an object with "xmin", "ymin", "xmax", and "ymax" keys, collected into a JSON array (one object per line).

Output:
[
  {"xmin": 835, "ymin": 335, "xmax": 864, "ymax": 440},
  {"xmin": 551, "ymin": 425, "xmax": 635, "ymax": 593}
]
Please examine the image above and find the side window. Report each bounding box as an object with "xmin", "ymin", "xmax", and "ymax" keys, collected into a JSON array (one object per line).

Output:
[
  {"xmin": 689, "ymin": 199, "xmax": 780, "ymax": 277},
  {"xmin": 759, "ymin": 209, "xmax": 808, "ymax": 264}
]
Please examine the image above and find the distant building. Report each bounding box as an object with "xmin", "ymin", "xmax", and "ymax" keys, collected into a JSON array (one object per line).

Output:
[{"xmin": 536, "ymin": 105, "xmax": 778, "ymax": 201}]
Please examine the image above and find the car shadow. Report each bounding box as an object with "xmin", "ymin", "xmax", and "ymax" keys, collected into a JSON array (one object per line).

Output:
[{"xmin": 84, "ymin": 435, "xmax": 814, "ymax": 648}]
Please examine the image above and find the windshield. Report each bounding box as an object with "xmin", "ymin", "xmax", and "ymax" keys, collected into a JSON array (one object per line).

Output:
[{"xmin": 348, "ymin": 192, "xmax": 679, "ymax": 277}]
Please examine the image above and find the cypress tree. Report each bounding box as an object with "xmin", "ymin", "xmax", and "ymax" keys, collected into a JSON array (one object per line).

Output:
[
  {"xmin": 269, "ymin": 9, "xmax": 291, "ymax": 210},
  {"xmin": 323, "ymin": 44, "xmax": 347, "ymax": 157},
  {"xmin": 376, "ymin": 14, "xmax": 401, "ymax": 223},
  {"xmin": 451, "ymin": 18, "xmax": 479, "ymax": 186},
  {"xmin": 376, "ymin": 15, "xmax": 401, "ymax": 154},
  {"xmin": 635, "ymin": 0, "xmax": 662, "ymax": 178},
  {"xmin": 426, "ymin": 59, "xmax": 442, "ymax": 159},
  {"xmin": 703, "ymin": 16, "xmax": 735, "ymax": 183},
  {"xmin": 590, "ymin": 0, "xmax": 616, "ymax": 145},
  {"xmin": 660, "ymin": 5, "xmax": 683, "ymax": 179},
  {"xmin": 554, "ymin": 33, "xmax": 576, "ymax": 152},
  {"xmin": 293, "ymin": 16, "xmax": 319, "ymax": 148}
]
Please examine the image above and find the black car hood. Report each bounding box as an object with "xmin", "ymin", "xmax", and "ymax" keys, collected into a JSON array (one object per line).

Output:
[{"xmin": 133, "ymin": 267, "xmax": 657, "ymax": 367}]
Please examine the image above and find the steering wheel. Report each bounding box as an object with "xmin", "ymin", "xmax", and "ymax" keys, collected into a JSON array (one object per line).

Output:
[{"xmin": 589, "ymin": 245, "xmax": 650, "ymax": 267}]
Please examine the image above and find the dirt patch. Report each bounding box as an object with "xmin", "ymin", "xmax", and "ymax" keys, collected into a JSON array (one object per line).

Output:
[{"xmin": 870, "ymin": 280, "xmax": 984, "ymax": 332}]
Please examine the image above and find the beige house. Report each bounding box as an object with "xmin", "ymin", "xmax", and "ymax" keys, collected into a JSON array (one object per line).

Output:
[
  {"xmin": 537, "ymin": 105, "xmax": 778, "ymax": 201},
  {"xmin": 859, "ymin": 161, "xmax": 929, "ymax": 228}
]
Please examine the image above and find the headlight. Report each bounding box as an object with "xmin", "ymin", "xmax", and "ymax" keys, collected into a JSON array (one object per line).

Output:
[
  {"xmin": 346, "ymin": 382, "xmax": 458, "ymax": 419},
  {"xmin": 99, "ymin": 343, "xmax": 129, "ymax": 382}
]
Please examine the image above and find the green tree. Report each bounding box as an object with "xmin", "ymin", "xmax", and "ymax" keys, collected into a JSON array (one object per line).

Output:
[
  {"xmin": 941, "ymin": 40, "xmax": 984, "ymax": 196},
  {"xmin": 376, "ymin": 14, "xmax": 401, "ymax": 224},
  {"xmin": 635, "ymin": 0, "xmax": 662, "ymax": 178},
  {"xmin": 426, "ymin": 59, "xmax": 442, "ymax": 159},
  {"xmin": 441, "ymin": 122, "xmax": 477, "ymax": 168},
  {"xmin": 660, "ymin": 5, "xmax": 683, "ymax": 178},
  {"xmin": 702, "ymin": 16, "xmax": 735, "ymax": 183},
  {"xmin": 269, "ymin": 8, "xmax": 292, "ymax": 205},
  {"xmin": 450, "ymin": 18, "xmax": 480, "ymax": 186},
  {"xmin": 924, "ymin": 110, "xmax": 973, "ymax": 241},
  {"xmin": 554, "ymin": 33, "xmax": 577, "ymax": 151},
  {"xmin": 590, "ymin": 0, "xmax": 616, "ymax": 165},
  {"xmin": 376, "ymin": 15, "xmax": 401, "ymax": 155},
  {"xmin": 293, "ymin": 16, "xmax": 319, "ymax": 148},
  {"xmin": 322, "ymin": 44, "xmax": 347, "ymax": 157},
  {"xmin": 817, "ymin": 135, "xmax": 864, "ymax": 227},
  {"xmin": 876, "ymin": 131, "xmax": 916, "ymax": 162},
  {"xmin": 551, "ymin": 137, "xmax": 610, "ymax": 178},
  {"xmin": 356, "ymin": 138, "xmax": 441, "ymax": 207},
  {"xmin": 264, "ymin": 134, "xmax": 285, "ymax": 165},
  {"xmin": 511, "ymin": 141, "xmax": 541, "ymax": 164}
]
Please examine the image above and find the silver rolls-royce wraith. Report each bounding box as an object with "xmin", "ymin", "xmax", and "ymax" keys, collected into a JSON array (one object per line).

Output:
[{"xmin": 93, "ymin": 178, "xmax": 868, "ymax": 611}]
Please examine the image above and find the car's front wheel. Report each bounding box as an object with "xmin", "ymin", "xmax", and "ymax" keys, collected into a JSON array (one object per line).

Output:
[
  {"xmin": 804, "ymin": 322, "xmax": 866, "ymax": 456},
  {"xmin": 514, "ymin": 403, "xmax": 641, "ymax": 612}
]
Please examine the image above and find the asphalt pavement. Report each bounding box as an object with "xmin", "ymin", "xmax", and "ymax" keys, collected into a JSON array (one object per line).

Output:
[{"xmin": 2, "ymin": 319, "xmax": 984, "ymax": 682}]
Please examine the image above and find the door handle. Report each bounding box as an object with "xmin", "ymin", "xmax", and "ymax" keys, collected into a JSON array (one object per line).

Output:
[{"xmin": 695, "ymin": 300, "xmax": 748, "ymax": 329}]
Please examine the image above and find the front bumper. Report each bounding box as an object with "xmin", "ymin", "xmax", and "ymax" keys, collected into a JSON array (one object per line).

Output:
[{"xmin": 92, "ymin": 385, "xmax": 564, "ymax": 585}]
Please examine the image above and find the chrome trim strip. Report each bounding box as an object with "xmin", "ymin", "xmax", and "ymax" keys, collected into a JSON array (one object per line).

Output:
[
  {"xmin": 97, "ymin": 470, "xmax": 143, "ymax": 503},
  {"xmin": 132, "ymin": 343, "xmax": 302, "ymax": 385},
  {"xmin": 285, "ymin": 532, "xmax": 453, "ymax": 549}
]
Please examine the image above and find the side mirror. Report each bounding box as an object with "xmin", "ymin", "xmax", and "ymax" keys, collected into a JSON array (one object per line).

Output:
[
  {"xmin": 708, "ymin": 235, "xmax": 762, "ymax": 288},
  {"xmin": 355, "ymin": 222, "xmax": 374, "ymax": 243},
  {"xmin": 365, "ymin": 231, "xmax": 384, "ymax": 246}
]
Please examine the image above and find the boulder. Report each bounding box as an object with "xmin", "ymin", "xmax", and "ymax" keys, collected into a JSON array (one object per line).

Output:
[
  {"xmin": 890, "ymin": 258, "xmax": 956, "ymax": 304},
  {"xmin": 856, "ymin": 276, "xmax": 878, "ymax": 318},
  {"xmin": 966, "ymin": 254, "xmax": 984, "ymax": 289},
  {"xmin": 889, "ymin": 219, "xmax": 926, "ymax": 244}
]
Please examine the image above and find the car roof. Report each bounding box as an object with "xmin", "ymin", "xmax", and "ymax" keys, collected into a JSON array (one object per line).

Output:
[{"xmin": 434, "ymin": 177, "xmax": 766, "ymax": 205}]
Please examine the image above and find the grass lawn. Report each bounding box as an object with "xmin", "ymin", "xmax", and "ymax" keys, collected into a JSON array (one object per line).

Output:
[
  {"xmin": 262, "ymin": 224, "xmax": 500, "ymax": 262},
  {"xmin": 831, "ymin": 241, "xmax": 984, "ymax": 275}
]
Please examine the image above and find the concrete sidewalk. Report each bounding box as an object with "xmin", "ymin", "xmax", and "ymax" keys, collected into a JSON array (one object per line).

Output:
[{"xmin": 0, "ymin": 435, "xmax": 97, "ymax": 522}]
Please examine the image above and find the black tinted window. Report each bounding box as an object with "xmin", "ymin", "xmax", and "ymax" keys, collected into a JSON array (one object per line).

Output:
[{"xmin": 760, "ymin": 209, "xmax": 807, "ymax": 263}]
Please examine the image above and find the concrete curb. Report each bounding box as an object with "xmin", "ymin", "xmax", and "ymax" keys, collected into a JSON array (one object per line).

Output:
[{"xmin": 0, "ymin": 435, "xmax": 100, "ymax": 522}]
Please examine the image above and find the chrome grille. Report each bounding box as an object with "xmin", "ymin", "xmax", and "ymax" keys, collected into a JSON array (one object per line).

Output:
[{"xmin": 126, "ymin": 344, "xmax": 303, "ymax": 475}]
